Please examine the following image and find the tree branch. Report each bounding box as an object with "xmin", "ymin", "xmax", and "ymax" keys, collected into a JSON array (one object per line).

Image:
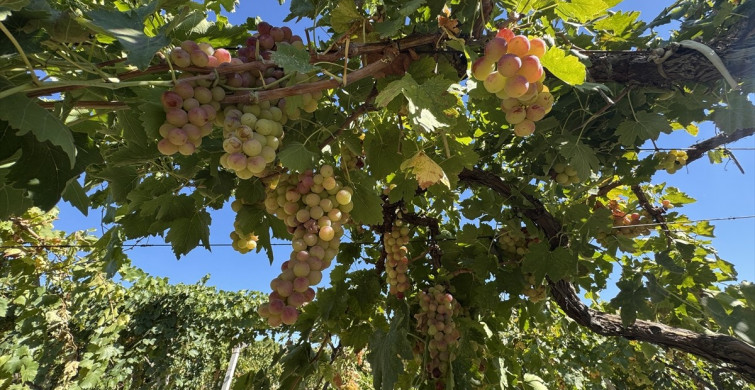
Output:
[
  {"xmin": 457, "ymin": 167, "xmax": 755, "ymax": 383},
  {"xmin": 597, "ymin": 127, "xmax": 755, "ymax": 196}
]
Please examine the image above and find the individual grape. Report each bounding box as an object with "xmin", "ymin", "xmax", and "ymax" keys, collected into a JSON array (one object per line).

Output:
[
  {"xmin": 496, "ymin": 28, "xmax": 515, "ymax": 42},
  {"xmin": 166, "ymin": 108, "xmax": 188, "ymax": 126},
  {"xmin": 484, "ymin": 37, "xmax": 508, "ymax": 62},
  {"xmin": 470, "ymin": 57, "xmax": 494, "ymax": 81},
  {"xmin": 503, "ymin": 75, "xmax": 529, "ymax": 98},
  {"xmin": 517, "ymin": 55, "xmax": 543, "ymax": 83},
  {"xmin": 527, "ymin": 38, "xmax": 547, "ymax": 58},
  {"xmin": 157, "ymin": 138, "xmax": 179, "ymax": 155},
  {"xmin": 483, "ymin": 71, "xmax": 508, "ymax": 94},
  {"xmin": 190, "ymin": 49, "xmax": 209, "ymax": 67},
  {"xmin": 507, "ymin": 35, "xmax": 530, "ymax": 57},
  {"xmin": 513, "ymin": 119, "xmax": 536, "ymax": 137},
  {"xmin": 504, "ymin": 106, "xmax": 527, "ymax": 124},
  {"xmin": 497, "ymin": 54, "xmax": 521, "ymax": 77},
  {"xmin": 170, "ymin": 47, "xmax": 191, "ymax": 68},
  {"xmin": 161, "ymin": 91, "xmax": 183, "ymax": 110},
  {"xmin": 525, "ymin": 104, "xmax": 546, "ymax": 121}
]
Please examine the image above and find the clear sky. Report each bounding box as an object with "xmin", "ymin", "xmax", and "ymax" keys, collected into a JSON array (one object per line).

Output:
[{"xmin": 53, "ymin": 1, "xmax": 754, "ymax": 296}]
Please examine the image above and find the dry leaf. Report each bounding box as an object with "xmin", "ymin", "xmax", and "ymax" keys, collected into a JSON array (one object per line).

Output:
[{"xmin": 400, "ymin": 151, "xmax": 450, "ymax": 190}]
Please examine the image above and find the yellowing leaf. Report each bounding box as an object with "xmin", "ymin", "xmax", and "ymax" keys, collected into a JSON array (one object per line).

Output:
[{"xmin": 400, "ymin": 151, "xmax": 450, "ymax": 190}]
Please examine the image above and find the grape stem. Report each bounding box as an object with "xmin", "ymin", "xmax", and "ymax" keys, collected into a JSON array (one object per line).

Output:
[{"xmin": 0, "ymin": 20, "xmax": 40, "ymax": 86}]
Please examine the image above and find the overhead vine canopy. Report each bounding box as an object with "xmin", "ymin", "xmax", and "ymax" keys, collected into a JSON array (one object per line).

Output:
[{"xmin": 0, "ymin": 0, "xmax": 754, "ymax": 389}]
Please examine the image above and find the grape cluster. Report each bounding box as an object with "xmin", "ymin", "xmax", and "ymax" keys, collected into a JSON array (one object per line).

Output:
[
  {"xmin": 497, "ymin": 225, "xmax": 538, "ymax": 260},
  {"xmin": 257, "ymin": 166, "xmax": 354, "ymax": 326},
  {"xmin": 415, "ymin": 285, "xmax": 461, "ymax": 388},
  {"xmin": 472, "ymin": 28, "xmax": 554, "ymax": 137},
  {"xmin": 551, "ymin": 162, "xmax": 580, "ymax": 185},
  {"xmin": 219, "ymin": 103, "xmax": 285, "ymax": 179},
  {"xmin": 229, "ymin": 199, "xmax": 259, "ymax": 254},
  {"xmin": 157, "ymin": 78, "xmax": 223, "ymax": 156},
  {"xmin": 523, "ymin": 273, "xmax": 547, "ymax": 303},
  {"xmin": 657, "ymin": 150, "xmax": 688, "ymax": 174},
  {"xmin": 595, "ymin": 200, "xmax": 652, "ymax": 241},
  {"xmin": 384, "ymin": 219, "xmax": 412, "ymax": 298},
  {"xmin": 169, "ymin": 40, "xmax": 233, "ymax": 69},
  {"xmin": 237, "ymin": 22, "xmax": 305, "ymax": 62}
]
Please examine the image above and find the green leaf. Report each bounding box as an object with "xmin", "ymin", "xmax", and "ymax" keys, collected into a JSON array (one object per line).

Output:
[
  {"xmin": 165, "ymin": 209, "xmax": 212, "ymax": 257},
  {"xmin": 367, "ymin": 305, "xmax": 413, "ymax": 390},
  {"xmin": 540, "ymin": 47, "xmax": 587, "ymax": 85},
  {"xmin": 0, "ymin": 0, "xmax": 29, "ymax": 11},
  {"xmin": 713, "ymin": 93, "xmax": 755, "ymax": 134},
  {"xmin": 86, "ymin": 3, "xmax": 170, "ymax": 70},
  {"xmin": 278, "ymin": 142, "xmax": 318, "ymax": 172},
  {"xmin": 349, "ymin": 181, "xmax": 383, "ymax": 225},
  {"xmin": 138, "ymin": 101, "xmax": 165, "ymax": 140},
  {"xmin": 376, "ymin": 74, "xmax": 455, "ymax": 132},
  {"xmin": 2, "ymin": 129, "xmax": 83, "ymax": 211},
  {"xmin": 523, "ymin": 373, "xmax": 549, "ymax": 390},
  {"xmin": 0, "ymin": 169, "xmax": 32, "ymax": 219},
  {"xmin": 285, "ymin": 0, "xmax": 316, "ymax": 21},
  {"xmin": 270, "ymin": 43, "xmax": 319, "ymax": 75},
  {"xmin": 62, "ymin": 178, "xmax": 89, "ymax": 216},
  {"xmin": 559, "ymin": 141, "xmax": 599, "ymax": 179},
  {"xmin": 331, "ymin": 0, "xmax": 362, "ymax": 34},
  {"xmin": 0, "ymin": 86, "xmax": 76, "ymax": 167},
  {"xmin": 521, "ymin": 243, "xmax": 577, "ymax": 282},
  {"xmin": 541, "ymin": 47, "xmax": 586, "ymax": 86},
  {"xmin": 364, "ymin": 123, "xmax": 402, "ymax": 178},
  {"xmin": 555, "ymin": 0, "xmax": 610, "ymax": 23},
  {"xmin": 615, "ymin": 111, "xmax": 671, "ymax": 145}
]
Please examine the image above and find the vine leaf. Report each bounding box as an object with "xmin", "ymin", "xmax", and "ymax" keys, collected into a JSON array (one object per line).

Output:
[
  {"xmin": 349, "ymin": 181, "xmax": 383, "ymax": 225},
  {"xmin": 367, "ymin": 305, "xmax": 413, "ymax": 390},
  {"xmin": 559, "ymin": 141, "xmax": 599, "ymax": 180},
  {"xmin": 521, "ymin": 243, "xmax": 576, "ymax": 283},
  {"xmin": 62, "ymin": 178, "xmax": 89, "ymax": 216},
  {"xmin": 0, "ymin": 0, "xmax": 30, "ymax": 12},
  {"xmin": 376, "ymin": 74, "xmax": 455, "ymax": 132},
  {"xmin": 713, "ymin": 92, "xmax": 755, "ymax": 134},
  {"xmin": 85, "ymin": 3, "xmax": 170, "ymax": 70},
  {"xmin": 541, "ymin": 47, "xmax": 586, "ymax": 86},
  {"xmin": 270, "ymin": 43, "xmax": 318, "ymax": 74},
  {"xmin": 0, "ymin": 84, "xmax": 76, "ymax": 167},
  {"xmin": 615, "ymin": 111, "xmax": 671, "ymax": 145},
  {"xmin": 331, "ymin": 0, "xmax": 363, "ymax": 34},
  {"xmin": 0, "ymin": 170, "xmax": 32, "ymax": 219},
  {"xmin": 165, "ymin": 209, "xmax": 211, "ymax": 257},
  {"xmin": 400, "ymin": 150, "xmax": 450, "ymax": 190},
  {"xmin": 277, "ymin": 141, "xmax": 318, "ymax": 172},
  {"xmin": 523, "ymin": 373, "xmax": 549, "ymax": 390},
  {"xmin": 555, "ymin": 0, "xmax": 610, "ymax": 23}
]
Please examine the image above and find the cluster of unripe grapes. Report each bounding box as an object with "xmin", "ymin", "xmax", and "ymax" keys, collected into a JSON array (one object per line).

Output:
[
  {"xmin": 383, "ymin": 218, "xmax": 412, "ymax": 299},
  {"xmin": 497, "ymin": 226, "xmax": 537, "ymax": 259},
  {"xmin": 229, "ymin": 199, "xmax": 259, "ymax": 254},
  {"xmin": 169, "ymin": 40, "xmax": 233, "ymax": 69},
  {"xmin": 550, "ymin": 162, "xmax": 580, "ymax": 185},
  {"xmin": 415, "ymin": 285, "xmax": 461, "ymax": 389},
  {"xmin": 522, "ymin": 273, "xmax": 547, "ymax": 303},
  {"xmin": 472, "ymin": 28, "xmax": 554, "ymax": 137},
  {"xmin": 657, "ymin": 150, "xmax": 688, "ymax": 174},
  {"xmin": 157, "ymin": 78, "xmax": 223, "ymax": 156},
  {"xmin": 219, "ymin": 103, "xmax": 285, "ymax": 179},
  {"xmin": 257, "ymin": 166, "xmax": 354, "ymax": 326},
  {"xmin": 595, "ymin": 200, "xmax": 652, "ymax": 241}
]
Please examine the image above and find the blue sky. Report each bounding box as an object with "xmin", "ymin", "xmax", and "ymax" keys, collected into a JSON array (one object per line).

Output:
[{"xmin": 53, "ymin": 1, "xmax": 754, "ymax": 295}]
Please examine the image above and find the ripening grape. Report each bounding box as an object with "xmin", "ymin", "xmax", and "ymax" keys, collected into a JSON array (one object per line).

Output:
[
  {"xmin": 484, "ymin": 37, "xmax": 508, "ymax": 62},
  {"xmin": 472, "ymin": 57, "xmax": 496, "ymax": 81},
  {"xmin": 415, "ymin": 285, "xmax": 461, "ymax": 388},
  {"xmin": 517, "ymin": 55, "xmax": 543, "ymax": 83},
  {"xmin": 507, "ymin": 35, "xmax": 530, "ymax": 57},
  {"xmin": 551, "ymin": 162, "xmax": 580, "ymax": 185},
  {"xmin": 258, "ymin": 166, "xmax": 354, "ymax": 326},
  {"xmin": 497, "ymin": 54, "xmax": 521, "ymax": 78},
  {"xmin": 595, "ymin": 200, "xmax": 652, "ymax": 243},
  {"xmin": 657, "ymin": 150, "xmax": 688, "ymax": 173},
  {"xmin": 384, "ymin": 219, "xmax": 412, "ymax": 298}
]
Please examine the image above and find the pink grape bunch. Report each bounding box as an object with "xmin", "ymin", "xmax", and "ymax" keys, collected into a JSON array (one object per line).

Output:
[
  {"xmin": 169, "ymin": 40, "xmax": 233, "ymax": 69},
  {"xmin": 257, "ymin": 166, "xmax": 354, "ymax": 326},
  {"xmin": 157, "ymin": 77, "xmax": 223, "ymax": 156},
  {"xmin": 415, "ymin": 285, "xmax": 461, "ymax": 389},
  {"xmin": 218, "ymin": 102, "xmax": 285, "ymax": 179},
  {"xmin": 471, "ymin": 28, "xmax": 555, "ymax": 137},
  {"xmin": 384, "ymin": 219, "xmax": 412, "ymax": 299},
  {"xmin": 229, "ymin": 199, "xmax": 259, "ymax": 254}
]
